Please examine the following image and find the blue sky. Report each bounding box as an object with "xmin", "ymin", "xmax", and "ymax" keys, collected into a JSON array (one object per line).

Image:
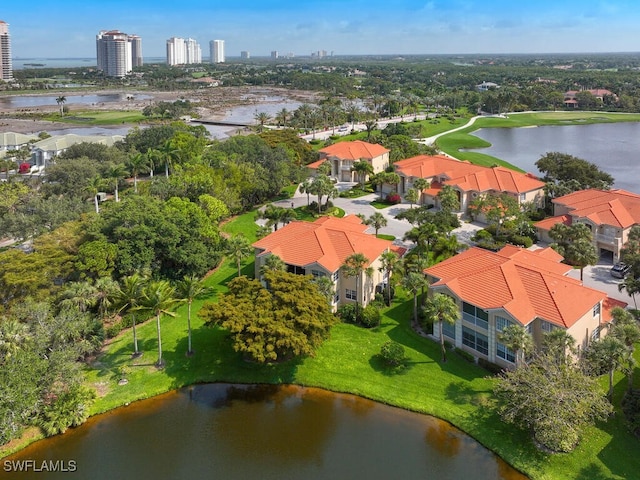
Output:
[{"xmin": 4, "ymin": 0, "xmax": 640, "ymax": 58}]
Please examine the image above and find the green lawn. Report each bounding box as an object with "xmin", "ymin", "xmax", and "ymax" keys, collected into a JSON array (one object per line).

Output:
[
  {"xmin": 42, "ymin": 110, "xmax": 147, "ymax": 125},
  {"xmin": 437, "ymin": 111, "xmax": 640, "ymax": 168},
  {"xmin": 5, "ymin": 210, "xmax": 640, "ymax": 479}
]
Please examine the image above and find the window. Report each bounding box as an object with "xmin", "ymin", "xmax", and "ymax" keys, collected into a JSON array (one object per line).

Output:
[
  {"xmin": 311, "ymin": 269, "xmax": 325, "ymax": 279},
  {"xmin": 332, "ymin": 270, "xmax": 339, "ymax": 282},
  {"xmin": 520, "ymin": 193, "xmax": 526, "ymax": 202},
  {"xmin": 442, "ymin": 321, "xmax": 456, "ymax": 340},
  {"xmin": 286, "ymin": 264, "xmax": 305, "ymax": 275},
  {"xmin": 345, "ymin": 289, "xmax": 357, "ymax": 300},
  {"xmin": 497, "ymin": 342, "xmax": 515, "ymax": 363},
  {"xmin": 462, "ymin": 302, "xmax": 488, "ymax": 330},
  {"xmin": 593, "ymin": 303, "xmax": 601, "ymax": 316},
  {"xmin": 462, "ymin": 326, "xmax": 488, "ymax": 355},
  {"xmin": 540, "ymin": 320, "xmax": 555, "ymax": 333},
  {"xmin": 333, "ymin": 293, "xmax": 340, "ymax": 304},
  {"xmin": 495, "ymin": 316, "xmax": 513, "ymax": 332}
]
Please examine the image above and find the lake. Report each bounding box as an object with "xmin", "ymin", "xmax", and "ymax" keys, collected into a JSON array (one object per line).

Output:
[
  {"xmin": 3, "ymin": 384, "xmax": 527, "ymax": 480},
  {"xmin": 0, "ymin": 93, "xmax": 152, "ymax": 109},
  {"xmin": 470, "ymin": 122, "xmax": 640, "ymax": 193}
]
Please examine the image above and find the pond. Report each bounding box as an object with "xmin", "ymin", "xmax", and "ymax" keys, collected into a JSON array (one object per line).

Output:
[
  {"xmin": 0, "ymin": 93, "xmax": 152, "ymax": 109},
  {"xmin": 4, "ymin": 384, "xmax": 527, "ymax": 480},
  {"xmin": 470, "ymin": 122, "xmax": 640, "ymax": 193}
]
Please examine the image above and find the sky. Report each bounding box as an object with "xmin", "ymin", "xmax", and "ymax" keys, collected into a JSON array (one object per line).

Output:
[{"xmin": 4, "ymin": 0, "xmax": 640, "ymax": 59}]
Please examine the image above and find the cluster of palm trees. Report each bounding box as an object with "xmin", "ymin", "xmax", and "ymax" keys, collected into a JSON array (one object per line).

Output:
[{"xmin": 61, "ymin": 273, "xmax": 213, "ymax": 367}]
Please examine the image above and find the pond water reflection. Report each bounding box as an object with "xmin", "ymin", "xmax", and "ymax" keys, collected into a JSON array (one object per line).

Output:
[
  {"xmin": 0, "ymin": 93, "xmax": 152, "ymax": 109},
  {"xmin": 470, "ymin": 122, "xmax": 640, "ymax": 193},
  {"xmin": 5, "ymin": 384, "xmax": 527, "ymax": 480}
]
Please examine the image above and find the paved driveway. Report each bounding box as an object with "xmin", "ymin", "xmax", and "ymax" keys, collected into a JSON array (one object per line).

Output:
[{"xmin": 566, "ymin": 261, "xmax": 636, "ymax": 306}]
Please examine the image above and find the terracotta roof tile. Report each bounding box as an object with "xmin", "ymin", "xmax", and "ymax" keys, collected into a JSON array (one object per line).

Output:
[
  {"xmin": 253, "ymin": 215, "xmax": 392, "ymax": 272},
  {"xmin": 319, "ymin": 140, "xmax": 389, "ymax": 160},
  {"xmin": 426, "ymin": 246, "xmax": 609, "ymax": 328},
  {"xmin": 553, "ymin": 189, "xmax": 640, "ymax": 228},
  {"xmin": 394, "ymin": 155, "xmax": 544, "ymax": 194}
]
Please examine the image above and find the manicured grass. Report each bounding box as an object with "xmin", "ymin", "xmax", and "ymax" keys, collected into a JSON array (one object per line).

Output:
[
  {"xmin": 42, "ymin": 110, "xmax": 147, "ymax": 125},
  {"xmin": 6, "ymin": 211, "xmax": 640, "ymax": 479},
  {"xmin": 437, "ymin": 111, "xmax": 640, "ymax": 168},
  {"xmin": 370, "ymin": 200, "xmax": 393, "ymax": 209},
  {"xmin": 376, "ymin": 233, "xmax": 395, "ymax": 241},
  {"xmin": 292, "ymin": 206, "xmax": 344, "ymax": 221}
]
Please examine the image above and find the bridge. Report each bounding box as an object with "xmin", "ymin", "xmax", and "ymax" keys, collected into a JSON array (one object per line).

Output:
[{"xmin": 191, "ymin": 118, "xmax": 252, "ymax": 128}]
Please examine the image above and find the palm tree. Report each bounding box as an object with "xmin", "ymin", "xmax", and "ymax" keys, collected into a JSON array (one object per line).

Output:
[
  {"xmin": 412, "ymin": 178, "xmax": 430, "ymax": 206},
  {"xmin": 114, "ymin": 273, "xmax": 147, "ymax": 357},
  {"xmin": 126, "ymin": 152, "xmax": 149, "ymax": 194},
  {"xmin": 313, "ymin": 275, "xmax": 335, "ymax": 305},
  {"xmin": 137, "ymin": 280, "xmax": 179, "ymax": 368},
  {"xmin": 364, "ymin": 119, "xmax": 377, "ymax": 140},
  {"xmin": 254, "ymin": 111, "xmax": 272, "ymax": 133},
  {"xmin": 351, "ymin": 160, "xmax": 374, "ymax": 189},
  {"xmin": 176, "ymin": 275, "xmax": 214, "ymax": 356},
  {"xmin": 60, "ymin": 281, "xmax": 98, "ymax": 313},
  {"xmin": 618, "ymin": 275, "xmax": 640, "ymax": 309},
  {"xmin": 225, "ymin": 234, "xmax": 253, "ymax": 277},
  {"xmin": 85, "ymin": 175, "xmax": 105, "ymax": 213},
  {"xmin": 93, "ymin": 276, "xmax": 119, "ymax": 318},
  {"xmin": 0, "ymin": 320, "xmax": 31, "ymax": 361},
  {"xmin": 260, "ymin": 254, "xmax": 286, "ymax": 276},
  {"xmin": 299, "ymin": 179, "xmax": 313, "ymax": 206},
  {"xmin": 403, "ymin": 272, "xmax": 429, "ymax": 326},
  {"xmin": 542, "ymin": 329, "xmax": 576, "ymax": 366},
  {"xmin": 423, "ymin": 293, "xmax": 460, "ymax": 362},
  {"xmin": 405, "ymin": 188, "xmax": 419, "ymax": 208},
  {"xmin": 498, "ymin": 324, "xmax": 533, "ymax": 368},
  {"xmin": 159, "ymin": 141, "xmax": 178, "ymax": 178},
  {"xmin": 106, "ymin": 163, "xmax": 128, "ymax": 202},
  {"xmin": 379, "ymin": 250, "xmax": 398, "ymax": 306},
  {"xmin": 274, "ymin": 108, "xmax": 290, "ymax": 127},
  {"xmin": 366, "ymin": 212, "xmax": 388, "ymax": 236},
  {"xmin": 56, "ymin": 95, "xmax": 66, "ymax": 116},
  {"xmin": 341, "ymin": 253, "xmax": 373, "ymax": 322}
]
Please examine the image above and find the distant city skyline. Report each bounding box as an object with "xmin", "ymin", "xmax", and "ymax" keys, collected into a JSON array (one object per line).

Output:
[{"xmin": 4, "ymin": 1, "xmax": 640, "ymax": 59}]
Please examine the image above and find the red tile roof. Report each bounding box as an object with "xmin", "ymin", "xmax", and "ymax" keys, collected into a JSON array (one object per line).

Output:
[
  {"xmin": 319, "ymin": 141, "xmax": 389, "ymax": 160},
  {"xmin": 425, "ymin": 246, "xmax": 615, "ymax": 328},
  {"xmin": 307, "ymin": 159, "xmax": 327, "ymax": 169},
  {"xmin": 394, "ymin": 155, "xmax": 545, "ymax": 194},
  {"xmin": 534, "ymin": 214, "xmax": 572, "ymax": 231},
  {"xmin": 553, "ymin": 189, "xmax": 640, "ymax": 228},
  {"xmin": 253, "ymin": 215, "xmax": 392, "ymax": 272}
]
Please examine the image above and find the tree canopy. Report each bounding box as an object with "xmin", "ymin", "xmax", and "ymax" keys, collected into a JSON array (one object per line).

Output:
[{"xmin": 200, "ymin": 271, "xmax": 336, "ymax": 363}]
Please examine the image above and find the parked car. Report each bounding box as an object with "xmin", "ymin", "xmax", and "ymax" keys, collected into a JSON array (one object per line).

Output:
[{"xmin": 610, "ymin": 263, "xmax": 631, "ymax": 279}]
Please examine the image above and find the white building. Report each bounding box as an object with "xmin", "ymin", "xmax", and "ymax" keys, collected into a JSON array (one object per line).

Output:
[
  {"xmin": 0, "ymin": 20, "xmax": 12, "ymax": 81},
  {"xmin": 210, "ymin": 40, "xmax": 225, "ymax": 63},
  {"xmin": 240, "ymin": 50, "xmax": 250, "ymax": 59},
  {"xmin": 96, "ymin": 30, "xmax": 142, "ymax": 77},
  {"xmin": 168, "ymin": 37, "xmax": 202, "ymax": 65}
]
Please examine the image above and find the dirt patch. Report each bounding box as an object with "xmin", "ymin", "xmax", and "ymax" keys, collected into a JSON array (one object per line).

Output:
[{"xmin": 0, "ymin": 86, "xmax": 319, "ymax": 135}]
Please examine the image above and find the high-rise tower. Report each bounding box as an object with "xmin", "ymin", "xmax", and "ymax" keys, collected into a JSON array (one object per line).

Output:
[
  {"xmin": 96, "ymin": 30, "xmax": 142, "ymax": 77},
  {"xmin": 210, "ymin": 40, "xmax": 225, "ymax": 63},
  {"xmin": 0, "ymin": 20, "xmax": 13, "ymax": 81}
]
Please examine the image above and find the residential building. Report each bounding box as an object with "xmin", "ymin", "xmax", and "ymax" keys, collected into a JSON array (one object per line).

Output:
[
  {"xmin": 425, "ymin": 245, "xmax": 626, "ymax": 368},
  {"xmin": 253, "ymin": 215, "xmax": 393, "ymax": 310},
  {"xmin": 167, "ymin": 37, "xmax": 201, "ymax": 65},
  {"xmin": 393, "ymin": 154, "xmax": 545, "ymax": 213},
  {"xmin": 535, "ymin": 188, "xmax": 640, "ymax": 263},
  {"xmin": 96, "ymin": 30, "xmax": 142, "ymax": 77},
  {"xmin": 563, "ymin": 89, "xmax": 617, "ymax": 108},
  {"xmin": 0, "ymin": 132, "xmax": 38, "ymax": 155},
  {"xmin": 271, "ymin": 51, "xmax": 279, "ymax": 59},
  {"xmin": 476, "ymin": 81, "xmax": 499, "ymax": 92},
  {"xmin": 309, "ymin": 141, "xmax": 390, "ymax": 182},
  {"xmin": 30, "ymin": 134, "xmax": 124, "ymax": 169},
  {"xmin": 240, "ymin": 51, "xmax": 250, "ymax": 59},
  {"xmin": 210, "ymin": 40, "xmax": 225, "ymax": 63},
  {"xmin": 0, "ymin": 20, "xmax": 12, "ymax": 81}
]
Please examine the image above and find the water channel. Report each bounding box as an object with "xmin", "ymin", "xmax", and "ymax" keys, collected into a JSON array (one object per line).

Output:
[
  {"xmin": 0, "ymin": 93, "xmax": 153, "ymax": 109},
  {"xmin": 470, "ymin": 122, "xmax": 640, "ymax": 193},
  {"xmin": 4, "ymin": 384, "xmax": 526, "ymax": 480}
]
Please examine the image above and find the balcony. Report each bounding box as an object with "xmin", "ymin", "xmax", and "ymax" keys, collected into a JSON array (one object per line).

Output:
[{"xmin": 595, "ymin": 233, "xmax": 621, "ymax": 247}]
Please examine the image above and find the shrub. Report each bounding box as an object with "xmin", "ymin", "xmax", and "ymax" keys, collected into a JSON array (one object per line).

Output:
[
  {"xmin": 454, "ymin": 347, "xmax": 475, "ymax": 363},
  {"xmin": 622, "ymin": 389, "xmax": 640, "ymax": 437},
  {"xmin": 473, "ymin": 229, "xmax": 493, "ymax": 241},
  {"xmin": 509, "ymin": 235, "xmax": 533, "ymax": 248},
  {"xmin": 18, "ymin": 163, "xmax": 31, "ymax": 174},
  {"xmin": 478, "ymin": 358, "xmax": 504, "ymax": 375},
  {"xmin": 385, "ymin": 193, "xmax": 401, "ymax": 204},
  {"xmin": 380, "ymin": 341, "xmax": 406, "ymax": 366},
  {"xmin": 336, "ymin": 303, "xmax": 357, "ymax": 324},
  {"xmin": 361, "ymin": 304, "xmax": 381, "ymax": 328}
]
